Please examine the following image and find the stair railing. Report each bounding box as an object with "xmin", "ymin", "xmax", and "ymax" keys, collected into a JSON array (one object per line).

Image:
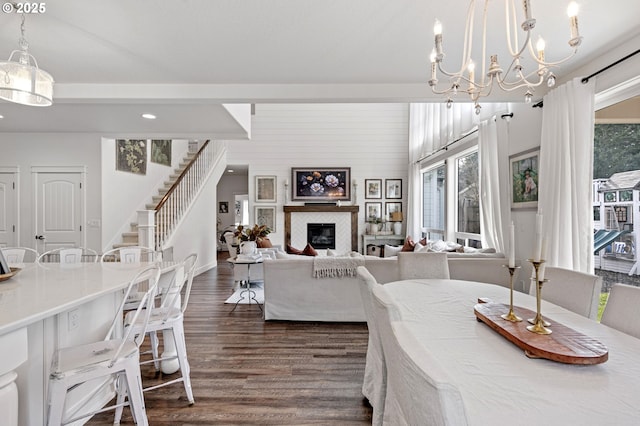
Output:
[{"xmin": 153, "ymin": 140, "xmax": 224, "ymax": 250}]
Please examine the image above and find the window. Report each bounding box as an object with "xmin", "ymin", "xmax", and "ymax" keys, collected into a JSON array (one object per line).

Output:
[
  {"xmin": 420, "ymin": 142, "xmax": 481, "ymax": 246},
  {"xmin": 422, "ymin": 163, "xmax": 445, "ymax": 241}
]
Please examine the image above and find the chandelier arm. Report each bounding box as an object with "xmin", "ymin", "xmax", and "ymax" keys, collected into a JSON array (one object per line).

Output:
[
  {"xmin": 496, "ymin": 74, "xmax": 544, "ymax": 91},
  {"xmin": 505, "ymin": 0, "xmax": 520, "ymax": 57},
  {"xmin": 461, "ymin": 0, "xmax": 476, "ymax": 74}
]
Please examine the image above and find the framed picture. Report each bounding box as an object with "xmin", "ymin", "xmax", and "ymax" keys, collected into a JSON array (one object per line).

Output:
[
  {"xmin": 365, "ymin": 179, "xmax": 382, "ymax": 199},
  {"xmin": 116, "ymin": 139, "xmax": 147, "ymax": 175},
  {"xmin": 291, "ymin": 168, "xmax": 351, "ymax": 202},
  {"xmin": 510, "ymin": 148, "xmax": 539, "ymax": 209},
  {"xmin": 255, "ymin": 206, "xmax": 276, "ymax": 232},
  {"xmin": 150, "ymin": 139, "xmax": 172, "ymax": 166},
  {"xmin": 385, "ymin": 202, "xmax": 402, "ymax": 219},
  {"xmin": 365, "ymin": 202, "xmax": 382, "ymax": 221},
  {"xmin": 385, "ymin": 179, "xmax": 402, "ymax": 199},
  {"xmin": 218, "ymin": 201, "xmax": 229, "ymax": 214},
  {"xmin": 256, "ymin": 175, "xmax": 277, "ymax": 202}
]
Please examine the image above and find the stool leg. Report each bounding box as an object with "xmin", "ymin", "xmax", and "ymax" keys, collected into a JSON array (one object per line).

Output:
[
  {"xmin": 123, "ymin": 361, "xmax": 148, "ymax": 426},
  {"xmin": 47, "ymin": 379, "xmax": 67, "ymax": 426},
  {"xmin": 113, "ymin": 373, "xmax": 126, "ymax": 425},
  {"xmin": 149, "ymin": 331, "xmax": 160, "ymax": 371},
  {"xmin": 172, "ymin": 322, "xmax": 194, "ymax": 404}
]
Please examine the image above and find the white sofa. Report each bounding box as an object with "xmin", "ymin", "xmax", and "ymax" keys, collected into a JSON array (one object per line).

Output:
[{"xmin": 263, "ymin": 254, "xmax": 512, "ymax": 322}]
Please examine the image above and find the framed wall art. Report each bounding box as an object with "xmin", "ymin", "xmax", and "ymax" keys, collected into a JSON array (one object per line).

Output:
[
  {"xmin": 385, "ymin": 201, "xmax": 402, "ymax": 219},
  {"xmin": 150, "ymin": 139, "xmax": 172, "ymax": 166},
  {"xmin": 385, "ymin": 179, "xmax": 402, "ymax": 199},
  {"xmin": 365, "ymin": 202, "xmax": 382, "ymax": 221},
  {"xmin": 510, "ymin": 148, "xmax": 539, "ymax": 209},
  {"xmin": 365, "ymin": 179, "xmax": 382, "ymax": 199},
  {"xmin": 255, "ymin": 206, "xmax": 276, "ymax": 232},
  {"xmin": 291, "ymin": 168, "xmax": 351, "ymax": 202},
  {"xmin": 218, "ymin": 201, "xmax": 229, "ymax": 214},
  {"xmin": 256, "ymin": 175, "xmax": 277, "ymax": 202},
  {"xmin": 116, "ymin": 139, "xmax": 147, "ymax": 175}
]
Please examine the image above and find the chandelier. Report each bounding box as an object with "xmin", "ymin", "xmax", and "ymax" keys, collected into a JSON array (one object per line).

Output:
[
  {"xmin": 429, "ymin": 0, "xmax": 582, "ymax": 114},
  {"xmin": 0, "ymin": 12, "xmax": 54, "ymax": 106}
]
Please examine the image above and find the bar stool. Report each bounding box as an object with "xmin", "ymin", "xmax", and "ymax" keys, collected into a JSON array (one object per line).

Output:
[
  {"xmin": 115, "ymin": 253, "xmax": 198, "ymax": 423},
  {"xmin": 47, "ymin": 265, "xmax": 161, "ymax": 426}
]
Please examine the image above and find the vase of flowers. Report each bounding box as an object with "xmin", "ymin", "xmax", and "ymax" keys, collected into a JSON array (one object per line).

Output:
[{"xmin": 234, "ymin": 224, "xmax": 272, "ymax": 249}]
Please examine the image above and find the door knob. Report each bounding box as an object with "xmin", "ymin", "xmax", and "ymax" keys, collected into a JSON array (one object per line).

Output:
[{"xmin": 35, "ymin": 235, "xmax": 46, "ymax": 240}]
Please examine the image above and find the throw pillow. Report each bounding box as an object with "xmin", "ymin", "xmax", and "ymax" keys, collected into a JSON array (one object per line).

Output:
[
  {"xmin": 431, "ymin": 240, "xmax": 448, "ymax": 252},
  {"xmin": 275, "ymin": 251, "xmax": 291, "ymax": 259},
  {"xmin": 383, "ymin": 244, "xmax": 402, "ymax": 258},
  {"xmin": 413, "ymin": 241, "xmax": 425, "ymax": 252},
  {"xmin": 401, "ymin": 236, "xmax": 415, "ymax": 252},
  {"xmin": 286, "ymin": 244, "xmax": 303, "ymax": 255},
  {"xmin": 302, "ymin": 243, "xmax": 318, "ymax": 256},
  {"xmin": 257, "ymin": 237, "xmax": 273, "ymax": 248}
]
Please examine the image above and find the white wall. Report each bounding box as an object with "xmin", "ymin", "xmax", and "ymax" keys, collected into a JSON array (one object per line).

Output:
[
  {"xmin": 0, "ymin": 133, "xmax": 103, "ymax": 251},
  {"xmin": 225, "ymin": 103, "xmax": 410, "ymax": 251},
  {"xmin": 100, "ymin": 138, "xmax": 189, "ymax": 252}
]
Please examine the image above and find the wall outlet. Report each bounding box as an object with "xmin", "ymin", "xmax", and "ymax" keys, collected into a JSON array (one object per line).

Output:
[
  {"xmin": 68, "ymin": 308, "xmax": 79, "ymax": 331},
  {"xmin": 87, "ymin": 219, "xmax": 101, "ymax": 227}
]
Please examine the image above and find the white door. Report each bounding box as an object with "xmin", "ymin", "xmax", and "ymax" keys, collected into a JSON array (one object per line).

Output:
[
  {"xmin": 0, "ymin": 171, "xmax": 17, "ymax": 248},
  {"xmin": 33, "ymin": 170, "xmax": 84, "ymax": 252}
]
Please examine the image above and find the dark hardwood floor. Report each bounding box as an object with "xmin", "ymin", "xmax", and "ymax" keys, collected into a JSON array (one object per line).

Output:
[{"xmin": 91, "ymin": 252, "xmax": 372, "ymax": 425}]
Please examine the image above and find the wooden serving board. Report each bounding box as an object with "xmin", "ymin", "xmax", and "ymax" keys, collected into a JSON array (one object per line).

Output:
[{"xmin": 474, "ymin": 301, "xmax": 608, "ymax": 365}]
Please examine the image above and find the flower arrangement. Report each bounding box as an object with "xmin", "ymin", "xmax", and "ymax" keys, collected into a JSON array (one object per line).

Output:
[{"xmin": 234, "ymin": 224, "xmax": 271, "ymax": 242}]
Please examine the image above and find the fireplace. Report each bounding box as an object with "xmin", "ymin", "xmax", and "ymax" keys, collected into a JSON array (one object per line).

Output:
[
  {"xmin": 307, "ymin": 223, "xmax": 336, "ymax": 249},
  {"xmin": 284, "ymin": 205, "xmax": 359, "ymax": 252}
]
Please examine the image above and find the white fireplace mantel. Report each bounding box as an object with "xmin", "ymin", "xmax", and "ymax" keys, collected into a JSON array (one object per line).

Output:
[{"xmin": 284, "ymin": 205, "xmax": 359, "ymax": 252}]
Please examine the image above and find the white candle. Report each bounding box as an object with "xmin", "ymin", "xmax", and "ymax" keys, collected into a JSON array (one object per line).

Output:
[
  {"xmin": 539, "ymin": 237, "xmax": 548, "ymax": 281},
  {"xmin": 533, "ymin": 213, "xmax": 543, "ymax": 261},
  {"xmin": 508, "ymin": 222, "xmax": 515, "ymax": 268}
]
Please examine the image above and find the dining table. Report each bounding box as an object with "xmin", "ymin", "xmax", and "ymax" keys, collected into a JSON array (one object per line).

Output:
[{"xmin": 380, "ymin": 278, "xmax": 640, "ymax": 425}]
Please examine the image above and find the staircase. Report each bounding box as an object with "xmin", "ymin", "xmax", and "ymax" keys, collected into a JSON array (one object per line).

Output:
[{"xmin": 112, "ymin": 141, "xmax": 224, "ymax": 250}]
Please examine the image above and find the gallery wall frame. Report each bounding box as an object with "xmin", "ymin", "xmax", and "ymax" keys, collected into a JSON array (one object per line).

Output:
[
  {"xmin": 385, "ymin": 201, "xmax": 402, "ymax": 218},
  {"xmin": 255, "ymin": 205, "xmax": 276, "ymax": 232},
  {"xmin": 365, "ymin": 202, "xmax": 383, "ymax": 221},
  {"xmin": 116, "ymin": 139, "xmax": 147, "ymax": 175},
  {"xmin": 291, "ymin": 168, "xmax": 351, "ymax": 202},
  {"xmin": 510, "ymin": 147, "xmax": 540, "ymax": 209},
  {"xmin": 256, "ymin": 175, "xmax": 277, "ymax": 203},
  {"xmin": 385, "ymin": 179, "xmax": 402, "ymax": 199},
  {"xmin": 365, "ymin": 179, "xmax": 382, "ymax": 199},
  {"xmin": 150, "ymin": 139, "xmax": 172, "ymax": 166}
]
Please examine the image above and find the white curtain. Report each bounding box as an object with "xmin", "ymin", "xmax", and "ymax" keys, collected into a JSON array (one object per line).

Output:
[
  {"xmin": 407, "ymin": 103, "xmax": 477, "ymax": 239},
  {"xmin": 478, "ymin": 117, "xmax": 508, "ymax": 253},
  {"xmin": 539, "ymin": 77, "xmax": 596, "ymax": 273}
]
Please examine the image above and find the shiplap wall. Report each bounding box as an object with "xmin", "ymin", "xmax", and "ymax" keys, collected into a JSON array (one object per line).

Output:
[{"xmin": 225, "ymin": 103, "xmax": 409, "ymax": 250}]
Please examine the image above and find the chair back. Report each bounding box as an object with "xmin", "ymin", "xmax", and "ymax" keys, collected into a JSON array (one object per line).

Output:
[
  {"xmin": 601, "ymin": 283, "xmax": 640, "ymax": 339},
  {"xmin": 179, "ymin": 253, "xmax": 198, "ymax": 314},
  {"xmin": 529, "ymin": 266, "xmax": 602, "ymax": 320},
  {"xmin": 105, "ymin": 265, "xmax": 161, "ymax": 366},
  {"xmin": 1, "ymin": 247, "xmax": 39, "ymax": 263},
  {"xmin": 398, "ymin": 252, "xmax": 450, "ymax": 280},
  {"xmin": 37, "ymin": 247, "xmax": 99, "ymax": 264},
  {"xmin": 225, "ymin": 233, "xmax": 237, "ymax": 259},
  {"xmin": 100, "ymin": 246, "xmax": 160, "ymax": 263},
  {"xmin": 158, "ymin": 253, "xmax": 198, "ymax": 322}
]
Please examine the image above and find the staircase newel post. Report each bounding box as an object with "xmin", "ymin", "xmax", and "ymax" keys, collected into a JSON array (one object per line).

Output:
[{"xmin": 137, "ymin": 210, "xmax": 156, "ymax": 250}]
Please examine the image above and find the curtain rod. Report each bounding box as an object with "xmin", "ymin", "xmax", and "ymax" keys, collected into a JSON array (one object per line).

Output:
[
  {"xmin": 415, "ymin": 127, "xmax": 479, "ymax": 164},
  {"xmin": 582, "ymin": 49, "xmax": 640, "ymax": 84},
  {"xmin": 531, "ymin": 49, "xmax": 640, "ymax": 109}
]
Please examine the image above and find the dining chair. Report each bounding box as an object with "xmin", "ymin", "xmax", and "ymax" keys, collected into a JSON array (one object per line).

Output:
[
  {"xmin": 397, "ymin": 252, "xmax": 450, "ymax": 280},
  {"xmin": 529, "ymin": 266, "xmax": 602, "ymax": 320},
  {"xmin": 116, "ymin": 253, "xmax": 198, "ymax": 422},
  {"xmin": 371, "ymin": 284, "xmax": 467, "ymax": 425},
  {"xmin": 1, "ymin": 247, "xmax": 39, "ymax": 263},
  {"xmin": 100, "ymin": 246, "xmax": 160, "ymax": 263},
  {"xmin": 101, "ymin": 246, "xmax": 161, "ymax": 311},
  {"xmin": 47, "ymin": 265, "xmax": 161, "ymax": 426},
  {"xmin": 601, "ymin": 283, "xmax": 640, "ymax": 339},
  {"xmin": 37, "ymin": 247, "xmax": 99, "ymax": 264},
  {"xmin": 356, "ymin": 266, "xmax": 387, "ymax": 426}
]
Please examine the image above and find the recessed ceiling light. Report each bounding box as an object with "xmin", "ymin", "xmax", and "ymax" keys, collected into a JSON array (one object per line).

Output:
[
  {"xmin": 142, "ymin": 113, "xmax": 156, "ymax": 120},
  {"xmin": 0, "ymin": 114, "xmax": 3, "ymax": 119}
]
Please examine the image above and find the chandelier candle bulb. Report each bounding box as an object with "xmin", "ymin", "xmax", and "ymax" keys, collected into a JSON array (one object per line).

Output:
[
  {"xmin": 468, "ymin": 61, "xmax": 475, "ymax": 89},
  {"xmin": 434, "ymin": 20, "xmax": 443, "ymax": 58},
  {"xmin": 523, "ymin": 0, "xmax": 532, "ymax": 21},
  {"xmin": 568, "ymin": 2, "xmax": 580, "ymax": 40}
]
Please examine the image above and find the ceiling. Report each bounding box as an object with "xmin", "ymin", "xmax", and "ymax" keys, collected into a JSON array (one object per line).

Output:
[{"xmin": 0, "ymin": 0, "xmax": 639, "ymax": 137}]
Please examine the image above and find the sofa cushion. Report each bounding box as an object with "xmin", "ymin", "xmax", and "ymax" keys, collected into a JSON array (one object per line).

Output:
[{"xmin": 384, "ymin": 244, "xmax": 402, "ymax": 258}]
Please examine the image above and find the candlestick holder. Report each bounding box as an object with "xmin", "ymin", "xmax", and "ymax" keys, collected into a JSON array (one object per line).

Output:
[
  {"xmin": 501, "ymin": 265, "xmax": 522, "ymax": 322},
  {"xmin": 526, "ymin": 259, "xmax": 551, "ymax": 335}
]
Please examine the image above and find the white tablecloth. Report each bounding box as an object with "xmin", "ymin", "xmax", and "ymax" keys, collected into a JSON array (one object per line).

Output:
[{"xmin": 382, "ymin": 279, "xmax": 640, "ymax": 425}]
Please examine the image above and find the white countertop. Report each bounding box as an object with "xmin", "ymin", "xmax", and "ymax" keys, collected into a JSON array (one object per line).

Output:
[{"xmin": 0, "ymin": 262, "xmax": 176, "ymax": 335}]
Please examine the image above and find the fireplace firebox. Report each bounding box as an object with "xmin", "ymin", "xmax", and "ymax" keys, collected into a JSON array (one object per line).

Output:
[{"xmin": 307, "ymin": 223, "xmax": 336, "ymax": 249}]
